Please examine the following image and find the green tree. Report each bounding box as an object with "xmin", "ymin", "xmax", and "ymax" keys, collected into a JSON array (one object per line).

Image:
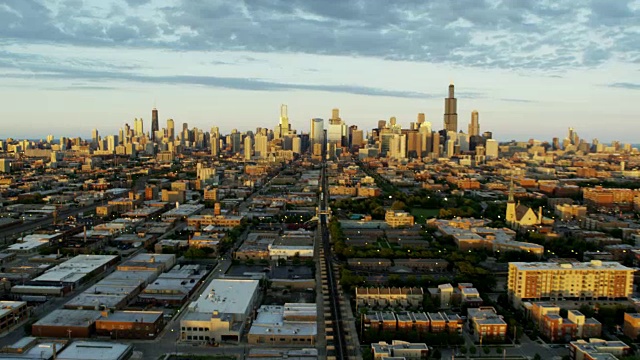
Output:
[
  {"xmin": 184, "ymin": 247, "xmax": 206, "ymax": 259},
  {"xmin": 460, "ymin": 347, "xmax": 467, "ymax": 355},
  {"xmin": 483, "ymin": 346, "xmax": 491, "ymax": 355},
  {"xmin": 533, "ymin": 354, "xmax": 542, "ymax": 360},
  {"xmin": 390, "ymin": 200, "xmax": 408, "ymax": 211},
  {"xmin": 469, "ymin": 346, "xmax": 476, "ymax": 355}
]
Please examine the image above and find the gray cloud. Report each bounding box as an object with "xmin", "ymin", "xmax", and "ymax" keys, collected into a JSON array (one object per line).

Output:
[
  {"xmin": 0, "ymin": 0, "xmax": 636, "ymax": 71},
  {"xmin": 500, "ymin": 98, "xmax": 537, "ymax": 103},
  {"xmin": 0, "ymin": 50, "xmax": 440, "ymax": 98},
  {"xmin": 608, "ymin": 82, "xmax": 640, "ymax": 90}
]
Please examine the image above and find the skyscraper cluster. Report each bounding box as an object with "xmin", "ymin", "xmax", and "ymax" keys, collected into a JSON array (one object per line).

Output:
[{"xmin": 67, "ymin": 83, "xmax": 498, "ymax": 163}]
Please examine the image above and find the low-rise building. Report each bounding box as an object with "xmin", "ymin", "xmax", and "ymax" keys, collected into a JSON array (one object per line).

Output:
[
  {"xmin": 385, "ymin": 210, "xmax": 415, "ymax": 228},
  {"xmin": 371, "ymin": 340, "xmax": 429, "ymax": 359},
  {"xmin": 555, "ymin": 204, "xmax": 588, "ymax": 221},
  {"xmin": 55, "ymin": 341, "xmax": 134, "ymax": 360},
  {"xmin": 623, "ymin": 312, "xmax": 640, "ymax": 340},
  {"xmin": 0, "ymin": 301, "xmax": 28, "ymax": 333},
  {"xmin": 248, "ymin": 303, "xmax": 317, "ymax": 345},
  {"xmin": 187, "ymin": 214, "xmax": 244, "ymax": 229},
  {"xmin": 569, "ymin": 338, "xmax": 631, "ymax": 360},
  {"xmin": 32, "ymin": 309, "xmax": 101, "ymax": 338},
  {"xmin": 180, "ymin": 279, "xmax": 260, "ymax": 343},
  {"xmin": 355, "ymin": 287, "xmax": 423, "ymax": 309},
  {"xmin": 467, "ymin": 307, "xmax": 508, "ymax": 342},
  {"xmin": 95, "ymin": 311, "xmax": 165, "ymax": 339},
  {"xmin": 30, "ymin": 255, "xmax": 118, "ymax": 289},
  {"xmin": 392, "ymin": 259, "xmax": 448, "ymax": 273},
  {"xmin": 348, "ymin": 258, "xmax": 392, "ymax": 271}
]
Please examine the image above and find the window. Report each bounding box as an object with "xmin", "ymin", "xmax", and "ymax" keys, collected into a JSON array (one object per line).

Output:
[{"xmin": 187, "ymin": 327, "xmax": 192, "ymax": 331}]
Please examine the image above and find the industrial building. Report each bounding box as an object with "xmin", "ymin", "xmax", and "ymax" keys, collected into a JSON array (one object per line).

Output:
[
  {"xmin": 181, "ymin": 279, "xmax": 260, "ymax": 343},
  {"xmin": 95, "ymin": 311, "xmax": 165, "ymax": 339},
  {"xmin": 32, "ymin": 309, "xmax": 101, "ymax": 338},
  {"xmin": 248, "ymin": 303, "xmax": 317, "ymax": 345}
]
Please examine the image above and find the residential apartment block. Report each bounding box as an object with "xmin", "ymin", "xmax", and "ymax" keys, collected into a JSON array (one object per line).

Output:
[
  {"xmin": 508, "ymin": 260, "xmax": 634, "ymax": 306},
  {"xmin": 355, "ymin": 287, "xmax": 423, "ymax": 308}
]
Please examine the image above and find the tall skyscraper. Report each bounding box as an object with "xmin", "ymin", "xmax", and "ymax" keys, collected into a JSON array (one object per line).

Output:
[
  {"xmin": 468, "ymin": 110, "xmax": 480, "ymax": 136},
  {"xmin": 328, "ymin": 108, "xmax": 347, "ymax": 147},
  {"xmin": 277, "ymin": 104, "xmax": 290, "ymax": 138},
  {"xmin": 91, "ymin": 129, "xmax": 99, "ymax": 145},
  {"xmin": 151, "ymin": 108, "xmax": 159, "ymax": 141},
  {"xmin": 310, "ymin": 118, "xmax": 324, "ymax": 145},
  {"xmin": 167, "ymin": 119, "xmax": 175, "ymax": 141},
  {"xmin": 444, "ymin": 83, "xmax": 458, "ymax": 133}
]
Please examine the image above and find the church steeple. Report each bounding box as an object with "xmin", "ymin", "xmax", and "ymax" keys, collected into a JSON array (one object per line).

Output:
[
  {"xmin": 508, "ymin": 177, "xmax": 515, "ymax": 203},
  {"xmin": 505, "ymin": 176, "xmax": 517, "ymax": 226}
]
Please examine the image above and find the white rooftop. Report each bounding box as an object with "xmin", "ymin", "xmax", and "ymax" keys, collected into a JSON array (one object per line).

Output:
[
  {"xmin": 56, "ymin": 341, "xmax": 132, "ymax": 360},
  {"xmin": 249, "ymin": 304, "xmax": 317, "ymax": 337},
  {"xmin": 33, "ymin": 255, "xmax": 117, "ymax": 283},
  {"xmin": 510, "ymin": 260, "xmax": 633, "ymax": 271},
  {"xmin": 188, "ymin": 279, "xmax": 259, "ymax": 316}
]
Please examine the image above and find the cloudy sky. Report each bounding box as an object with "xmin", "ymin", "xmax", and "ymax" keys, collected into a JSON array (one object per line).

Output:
[{"xmin": 1, "ymin": 0, "xmax": 639, "ymax": 142}]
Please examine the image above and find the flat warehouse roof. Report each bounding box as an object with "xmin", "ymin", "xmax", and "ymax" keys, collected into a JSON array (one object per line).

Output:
[
  {"xmin": 97, "ymin": 311, "xmax": 162, "ymax": 323},
  {"xmin": 188, "ymin": 279, "xmax": 259, "ymax": 316},
  {"xmin": 56, "ymin": 341, "xmax": 133, "ymax": 360},
  {"xmin": 34, "ymin": 309, "xmax": 101, "ymax": 327}
]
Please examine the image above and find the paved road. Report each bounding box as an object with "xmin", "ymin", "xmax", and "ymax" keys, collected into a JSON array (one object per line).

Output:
[{"xmin": 440, "ymin": 332, "xmax": 569, "ymax": 360}]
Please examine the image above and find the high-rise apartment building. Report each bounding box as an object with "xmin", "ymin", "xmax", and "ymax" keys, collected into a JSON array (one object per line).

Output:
[
  {"xmin": 151, "ymin": 108, "xmax": 159, "ymax": 141},
  {"xmin": 350, "ymin": 129, "xmax": 364, "ymax": 152},
  {"xmin": 468, "ymin": 110, "xmax": 480, "ymax": 136},
  {"xmin": 230, "ymin": 130, "xmax": 241, "ymax": 154},
  {"xmin": 485, "ymin": 139, "xmax": 498, "ymax": 159},
  {"xmin": 210, "ymin": 127, "xmax": 220, "ymax": 157},
  {"xmin": 244, "ymin": 135, "xmax": 252, "ymax": 160},
  {"xmin": 444, "ymin": 83, "xmax": 458, "ymax": 133},
  {"xmin": 0, "ymin": 159, "xmax": 11, "ymax": 173},
  {"xmin": 134, "ymin": 118, "xmax": 144, "ymax": 137},
  {"xmin": 254, "ymin": 133, "xmax": 268, "ymax": 158},
  {"xmin": 507, "ymin": 261, "xmax": 634, "ymax": 307},
  {"xmin": 167, "ymin": 119, "xmax": 175, "ymax": 141},
  {"xmin": 292, "ymin": 136, "xmax": 301, "ymax": 154}
]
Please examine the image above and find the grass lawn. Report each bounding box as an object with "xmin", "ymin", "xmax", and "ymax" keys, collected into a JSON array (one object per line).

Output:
[{"xmin": 410, "ymin": 208, "xmax": 440, "ymax": 223}]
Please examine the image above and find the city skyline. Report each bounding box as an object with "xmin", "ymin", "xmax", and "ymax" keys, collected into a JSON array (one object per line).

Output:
[{"xmin": 0, "ymin": 1, "xmax": 639, "ymax": 142}]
